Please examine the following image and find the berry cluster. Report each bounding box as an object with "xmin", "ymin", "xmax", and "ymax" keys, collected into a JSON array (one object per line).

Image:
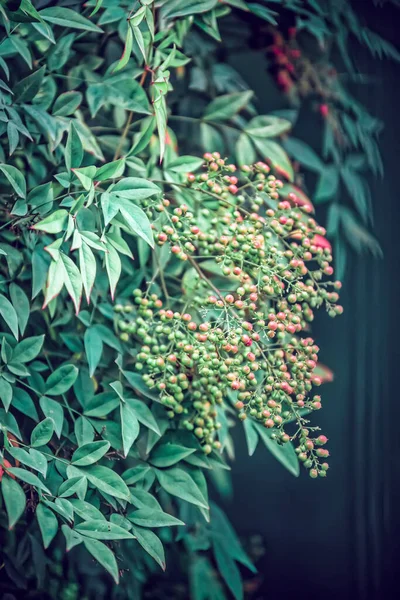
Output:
[{"xmin": 115, "ymin": 156, "xmax": 342, "ymax": 477}]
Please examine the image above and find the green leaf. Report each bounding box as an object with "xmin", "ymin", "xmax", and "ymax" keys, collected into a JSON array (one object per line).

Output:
[
  {"xmin": 314, "ymin": 165, "xmax": 340, "ymax": 204},
  {"xmin": 79, "ymin": 241, "xmax": 97, "ymax": 304},
  {"xmin": 155, "ymin": 467, "xmax": 209, "ymax": 509},
  {"xmin": 60, "ymin": 253, "xmax": 82, "ymax": 314},
  {"xmin": 282, "ymin": 137, "xmax": 324, "ymax": 173},
  {"xmin": 161, "ymin": 0, "xmax": 218, "ymax": 19},
  {"xmin": 150, "ymin": 443, "xmax": 195, "ymax": 468},
  {"xmin": 0, "ymin": 295, "xmax": 18, "ymax": 340},
  {"xmin": 0, "ymin": 377, "xmax": 13, "ymax": 411},
  {"xmin": 32, "ymin": 209, "xmax": 69, "ymax": 234},
  {"xmin": 13, "ymin": 66, "xmax": 46, "ymax": 103},
  {"xmin": 104, "ymin": 241, "xmax": 121, "ymax": 300},
  {"xmin": 167, "ymin": 155, "xmax": 204, "ymax": 173},
  {"xmin": 120, "ymin": 402, "xmax": 140, "ymax": 458},
  {"xmin": 212, "ymin": 536, "xmax": 243, "ymax": 600},
  {"xmin": 245, "ymin": 115, "xmax": 291, "ymax": 138},
  {"xmin": 114, "ymin": 24, "xmax": 133, "ymax": 72},
  {"xmin": 36, "ymin": 504, "xmax": 58, "ymax": 548},
  {"xmin": 254, "ymin": 422, "xmax": 299, "ymax": 476},
  {"xmin": 250, "ymin": 137, "xmax": 294, "ymax": 181},
  {"xmin": 65, "ymin": 122, "xmax": 83, "ymax": 172},
  {"xmin": 74, "ymin": 417, "xmax": 95, "ymax": 447},
  {"xmin": 154, "ymin": 93, "xmax": 167, "ymax": 162},
  {"xmin": 62, "ymin": 524, "xmax": 83, "ymax": 552},
  {"xmin": 248, "ymin": 3, "xmax": 277, "ymax": 25},
  {"xmin": 71, "ymin": 441, "xmax": 110, "ymax": 467},
  {"xmin": 126, "ymin": 398, "xmax": 160, "ymax": 434},
  {"xmin": 204, "ymin": 91, "xmax": 253, "ymax": 121},
  {"xmin": 43, "ymin": 256, "xmax": 64, "ymax": 309},
  {"xmin": 52, "ymin": 91, "xmax": 82, "ymax": 117},
  {"xmin": 58, "ymin": 476, "xmax": 87, "ymax": 500},
  {"xmin": 70, "ymin": 498, "xmax": 104, "ymax": 521},
  {"xmin": 95, "ymin": 159, "xmax": 125, "ymax": 182},
  {"xmin": 129, "ymin": 508, "xmax": 184, "ymax": 528},
  {"xmin": 112, "ymin": 177, "xmax": 161, "ymax": 201},
  {"xmin": 118, "ymin": 200, "xmax": 154, "ymax": 248},
  {"xmin": 69, "ymin": 465, "xmax": 130, "ymax": 501},
  {"xmin": 83, "ymin": 538, "xmax": 119, "ymax": 584},
  {"xmin": 1, "ymin": 476, "xmax": 26, "ymax": 529},
  {"xmin": 131, "ymin": 525, "xmax": 165, "ymax": 570},
  {"xmin": 7, "ymin": 447, "xmax": 47, "ymax": 477},
  {"xmin": 243, "ymin": 419, "xmax": 258, "ymax": 456},
  {"xmin": 75, "ymin": 519, "xmax": 134, "ymax": 540},
  {"xmin": 0, "ymin": 164, "xmax": 26, "ymax": 198},
  {"xmin": 84, "ymin": 328, "xmax": 103, "ymax": 377},
  {"xmin": 210, "ymin": 503, "xmax": 256, "ymax": 572},
  {"xmin": 31, "ymin": 417, "xmax": 54, "ymax": 447},
  {"xmin": 10, "ymin": 388, "xmax": 38, "ymax": 421},
  {"xmin": 40, "ymin": 7, "xmax": 103, "ymax": 32},
  {"xmin": 9, "ymin": 284, "xmax": 29, "ymax": 336},
  {"xmin": 45, "ymin": 364, "xmax": 79, "ymax": 396},
  {"xmin": 72, "ymin": 166, "xmax": 96, "ymax": 191},
  {"xmin": 84, "ymin": 392, "xmax": 119, "ymax": 418},
  {"xmin": 122, "ymin": 371, "xmax": 160, "ymax": 401},
  {"xmin": 39, "ymin": 396, "xmax": 64, "ymax": 438},
  {"xmin": 13, "ymin": 335, "xmax": 44, "ymax": 363},
  {"xmin": 8, "ymin": 467, "xmax": 51, "ymax": 494},
  {"xmin": 236, "ymin": 132, "xmax": 256, "ymax": 167}
]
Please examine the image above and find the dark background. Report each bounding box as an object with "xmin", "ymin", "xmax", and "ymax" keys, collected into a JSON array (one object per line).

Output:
[{"xmin": 220, "ymin": 2, "xmax": 400, "ymax": 599}]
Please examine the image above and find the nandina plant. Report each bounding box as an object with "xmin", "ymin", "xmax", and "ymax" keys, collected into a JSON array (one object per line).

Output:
[{"xmin": 2, "ymin": 0, "xmax": 390, "ymax": 598}]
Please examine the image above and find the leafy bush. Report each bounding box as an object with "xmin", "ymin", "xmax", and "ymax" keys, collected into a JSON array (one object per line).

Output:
[{"xmin": 0, "ymin": 1, "xmax": 395, "ymax": 598}]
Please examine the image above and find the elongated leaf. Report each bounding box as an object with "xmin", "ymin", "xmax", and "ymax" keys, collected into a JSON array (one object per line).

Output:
[
  {"xmin": 79, "ymin": 241, "xmax": 96, "ymax": 304},
  {"xmin": 71, "ymin": 441, "xmax": 110, "ymax": 467},
  {"xmin": 83, "ymin": 538, "xmax": 119, "ymax": 583},
  {"xmin": 150, "ymin": 443, "xmax": 195, "ymax": 467},
  {"xmin": 68, "ymin": 465, "xmax": 130, "ymax": 501},
  {"xmin": 120, "ymin": 402, "xmax": 140, "ymax": 457},
  {"xmin": 7, "ymin": 447, "xmax": 47, "ymax": 477},
  {"xmin": 43, "ymin": 257, "xmax": 64, "ymax": 309},
  {"xmin": 13, "ymin": 335, "xmax": 44, "ymax": 363},
  {"xmin": 39, "ymin": 396, "xmax": 64, "ymax": 438},
  {"xmin": 13, "ymin": 66, "xmax": 46, "ymax": 103},
  {"xmin": 255, "ymin": 422, "xmax": 299, "ymax": 476},
  {"xmin": 131, "ymin": 524, "xmax": 165, "ymax": 570},
  {"xmin": 104, "ymin": 241, "xmax": 121, "ymax": 300},
  {"xmin": 31, "ymin": 417, "xmax": 54, "ymax": 447},
  {"xmin": 129, "ymin": 508, "xmax": 184, "ymax": 528},
  {"xmin": 117, "ymin": 199, "xmax": 154, "ymax": 247},
  {"xmin": 2, "ymin": 476, "xmax": 26, "ymax": 529},
  {"xmin": 204, "ymin": 91, "xmax": 253, "ymax": 121},
  {"xmin": 36, "ymin": 504, "xmax": 58, "ymax": 548},
  {"xmin": 65, "ymin": 122, "xmax": 83, "ymax": 172},
  {"xmin": 126, "ymin": 398, "xmax": 160, "ymax": 434},
  {"xmin": 84, "ymin": 328, "xmax": 103, "ymax": 376},
  {"xmin": 60, "ymin": 254, "xmax": 82, "ymax": 313},
  {"xmin": 0, "ymin": 164, "xmax": 26, "ymax": 198},
  {"xmin": 0, "ymin": 294, "xmax": 19, "ymax": 340},
  {"xmin": 0, "ymin": 378, "xmax": 13, "ymax": 411},
  {"xmin": 32, "ymin": 209, "xmax": 69, "ymax": 234},
  {"xmin": 243, "ymin": 419, "xmax": 259, "ymax": 456},
  {"xmin": 283, "ymin": 137, "xmax": 324, "ymax": 173},
  {"xmin": 40, "ymin": 7, "xmax": 103, "ymax": 32},
  {"xmin": 8, "ymin": 467, "xmax": 51, "ymax": 494},
  {"xmin": 155, "ymin": 467, "xmax": 209, "ymax": 509},
  {"xmin": 45, "ymin": 364, "xmax": 79, "ymax": 396},
  {"xmin": 114, "ymin": 25, "xmax": 133, "ymax": 72},
  {"xmin": 10, "ymin": 284, "xmax": 30, "ymax": 336},
  {"xmin": 75, "ymin": 519, "xmax": 134, "ymax": 540}
]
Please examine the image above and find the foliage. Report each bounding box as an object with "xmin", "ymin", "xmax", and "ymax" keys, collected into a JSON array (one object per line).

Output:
[{"xmin": 0, "ymin": 0, "xmax": 394, "ymax": 598}]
